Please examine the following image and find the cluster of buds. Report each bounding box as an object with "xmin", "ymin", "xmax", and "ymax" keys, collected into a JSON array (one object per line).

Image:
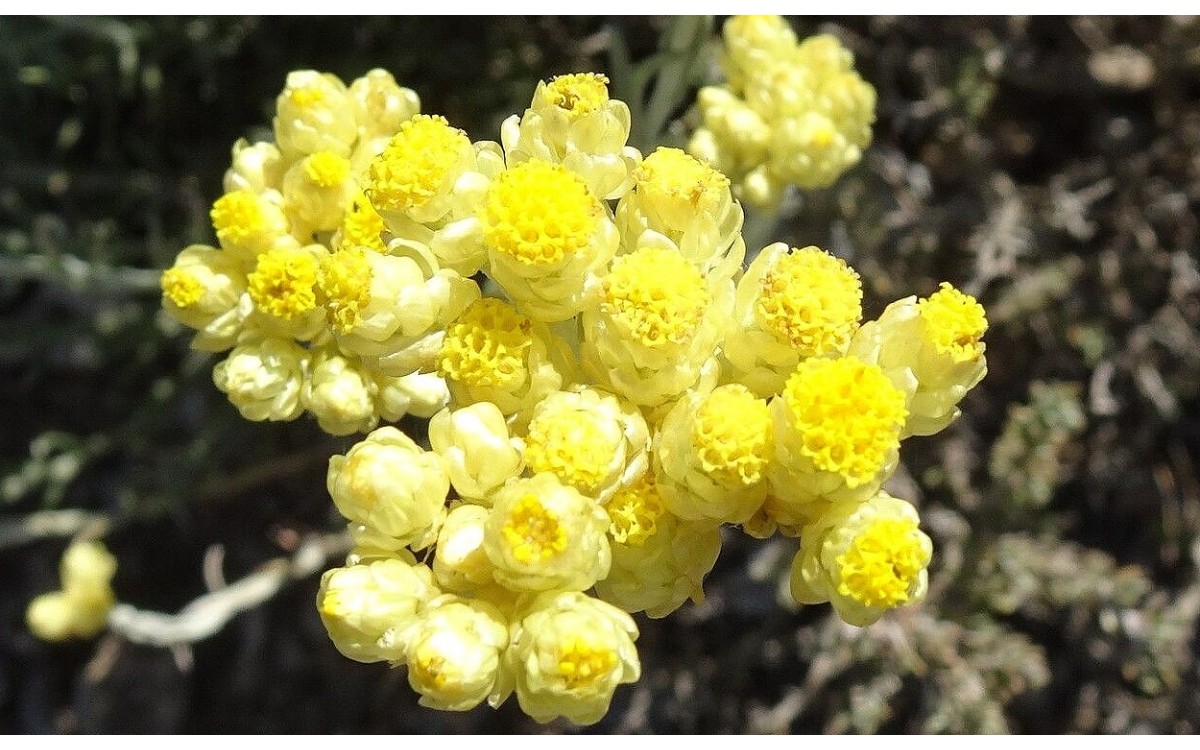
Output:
[
  {"xmin": 689, "ymin": 15, "xmax": 877, "ymax": 208},
  {"xmin": 26, "ymin": 541, "xmax": 117, "ymax": 642},
  {"xmin": 159, "ymin": 18, "xmax": 988, "ymax": 727}
]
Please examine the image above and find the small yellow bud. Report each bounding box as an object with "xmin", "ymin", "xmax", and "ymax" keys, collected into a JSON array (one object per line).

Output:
[{"xmin": 317, "ymin": 557, "xmax": 438, "ymax": 663}]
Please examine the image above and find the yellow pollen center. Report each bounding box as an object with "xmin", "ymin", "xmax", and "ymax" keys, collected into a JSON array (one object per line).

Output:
[
  {"xmin": 366, "ymin": 114, "xmax": 469, "ymax": 214},
  {"xmin": 635, "ymin": 147, "xmax": 730, "ymax": 215},
  {"xmin": 604, "ymin": 474, "xmax": 665, "ymax": 546},
  {"xmin": 693, "ymin": 385, "xmax": 774, "ymax": 487},
  {"xmin": 303, "ymin": 150, "xmax": 351, "ymax": 188},
  {"xmin": 247, "ymin": 246, "xmax": 319, "ymax": 320},
  {"xmin": 918, "ymin": 282, "xmax": 988, "ymax": 363},
  {"xmin": 437, "ymin": 298, "xmax": 533, "ymax": 389},
  {"xmin": 603, "ymin": 246, "xmax": 709, "ymax": 348},
  {"xmin": 288, "ymin": 86, "xmax": 325, "ymax": 108},
  {"xmin": 161, "ymin": 267, "xmax": 204, "ymax": 308},
  {"xmin": 540, "ymin": 72, "xmax": 610, "ymax": 117},
  {"xmin": 781, "ymin": 357, "xmax": 907, "ymax": 488},
  {"xmin": 483, "ymin": 160, "xmax": 598, "ymax": 266},
  {"xmin": 836, "ymin": 517, "xmax": 930, "ymax": 609},
  {"xmin": 339, "ymin": 191, "xmax": 386, "ymax": 253},
  {"xmin": 556, "ymin": 636, "xmax": 618, "ymax": 690},
  {"xmin": 502, "ymin": 494, "xmax": 568, "ymax": 565},
  {"xmin": 211, "ymin": 190, "xmax": 270, "ymax": 248},
  {"xmin": 319, "ymin": 246, "xmax": 373, "ymax": 333},
  {"xmin": 524, "ymin": 408, "xmax": 618, "ymax": 495},
  {"xmin": 756, "ymin": 245, "xmax": 862, "ymax": 358}
]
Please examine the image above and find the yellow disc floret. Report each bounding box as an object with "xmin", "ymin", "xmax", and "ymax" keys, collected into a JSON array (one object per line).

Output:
[
  {"xmin": 602, "ymin": 246, "xmax": 710, "ymax": 348},
  {"xmin": 483, "ymin": 160, "xmax": 598, "ymax": 266},
  {"xmin": 437, "ymin": 298, "xmax": 533, "ymax": 389},
  {"xmin": 524, "ymin": 409, "xmax": 613, "ymax": 496},
  {"xmin": 835, "ymin": 515, "xmax": 931, "ymax": 609},
  {"xmin": 247, "ymin": 245, "xmax": 320, "ymax": 320},
  {"xmin": 556, "ymin": 636, "xmax": 619, "ymax": 691},
  {"xmin": 211, "ymin": 189, "xmax": 277, "ymax": 250},
  {"xmin": 756, "ymin": 245, "xmax": 862, "ymax": 358},
  {"xmin": 366, "ymin": 114, "xmax": 470, "ymax": 213},
  {"xmin": 160, "ymin": 267, "xmax": 204, "ymax": 309},
  {"xmin": 338, "ymin": 191, "xmax": 387, "ymax": 253},
  {"xmin": 302, "ymin": 150, "xmax": 351, "ymax": 188},
  {"xmin": 780, "ymin": 356, "xmax": 906, "ymax": 488},
  {"xmin": 604, "ymin": 474, "xmax": 665, "ymax": 547},
  {"xmin": 502, "ymin": 494, "xmax": 569, "ymax": 565},
  {"xmin": 319, "ymin": 245, "xmax": 373, "ymax": 333},
  {"xmin": 918, "ymin": 281, "xmax": 988, "ymax": 363},
  {"xmin": 539, "ymin": 73, "xmax": 610, "ymax": 118},
  {"xmin": 693, "ymin": 384, "xmax": 774, "ymax": 487}
]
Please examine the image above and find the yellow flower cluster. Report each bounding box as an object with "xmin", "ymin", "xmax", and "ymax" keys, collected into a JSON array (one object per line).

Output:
[
  {"xmin": 162, "ymin": 36, "xmax": 988, "ymax": 725},
  {"xmin": 26, "ymin": 541, "xmax": 117, "ymax": 642},
  {"xmin": 688, "ymin": 16, "xmax": 877, "ymax": 208}
]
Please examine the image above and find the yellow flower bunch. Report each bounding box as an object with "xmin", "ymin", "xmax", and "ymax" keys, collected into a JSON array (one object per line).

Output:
[
  {"xmin": 688, "ymin": 15, "xmax": 877, "ymax": 208},
  {"xmin": 160, "ymin": 24, "xmax": 988, "ymax": 724}
]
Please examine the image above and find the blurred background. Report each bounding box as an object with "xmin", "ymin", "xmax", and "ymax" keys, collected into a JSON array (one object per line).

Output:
[{"xmin": 2, "ymin": 16, "xmax": 1200, "ymax": 733}]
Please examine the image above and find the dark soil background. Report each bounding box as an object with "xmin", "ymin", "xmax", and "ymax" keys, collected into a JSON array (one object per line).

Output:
[{"xmin": 2, "ymin": 16, "xmax": 1200, "ymax": 733}]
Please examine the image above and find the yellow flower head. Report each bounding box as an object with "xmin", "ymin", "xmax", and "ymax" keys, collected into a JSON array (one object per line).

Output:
[
  {"xmin": 835, "ymin": 514, "xmax": 930, "ymax": 609},
  {"xmin": 918, "ymin": 282, "xmax": 988, "ymax": 364},
  {"xmin": 366, "ymin": 114, "xmax": 471, "ymax": 214},
  {"xmin": 483, "ymin": 472, "xmax": 611, "ymax": 593},
  {"xmin": 604, "ymin": 473, "xmax": 665, "ymax": 547},
  {"xmin": 303, "ymin": 150, "xmax": 351, "ymax": 188},
  {"xmin": 692, "ymin": 384, "xmax": 774, "ymax": 488},
  {"xmin": 755, "ymin": 245, "xmax": 862, "ymax": 358},
  {"xmin": 483, "ymin": 160, "xmax": 598, "ymax": 266},
  {"xmin": 633, "ymin": 147, "xmax": 731, "ymax": 228},
  {"xmin": 247, "ymin": 244, "xmax": 320, "ymax": 320},
  {"xmin": 317, "ymin": 557, "xmax": 437, "ymax": 663},
  {"xmin": 602, "ymin": 246, "xmax": 710, "ymax": 349},
  {"xmin": 319, "ymin": 245, "xmax": 373, "ymax": 334},
  {"xmin": 506, "ymin": 590, "xmax": 639, "ymax": 725},
  {"xmin": 161, "ymin": 267, "xmax": 204, "ymax": 309},
  {"xmin": 337, "ymin": 191, "xmax": 387, "ymax": 253},
  {"xmin": 522, "ymin": 387, "xmax": 649, "ymax": 500},
  {"xmin": 538, "ymin": 72, "xmax": 611, "ymax": 119},
  {"xmin": 437, "ymin": 298, "xmax": 533, "ymax": 390},
  {"xmin": 210, "ymin": 189, "xmax": 288, "ymax": 254},
  {"xmin": 402, "ymin": 596, "xmax": 510, "ymax": 712},
  {"xmin": 778, "ymin": 356, "xmax": 906, "ymax": 488}
]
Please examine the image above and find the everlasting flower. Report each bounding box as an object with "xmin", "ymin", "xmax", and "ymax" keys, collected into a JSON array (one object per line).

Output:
[
  {"xmin": 654, "ymin": 383, "xmax": 773, "ymax": 524},
  {"xmin": 431, "ymin": 503, "xmax": 497, "ymax": 593},
  {"xmin": 789, "ymin": 491, "xmax": 932, "ymax": 626},
  {"xmin": 26, "ymin": 540, "xmax": 117, "ymax": 642},
  {"xmin": 850, "ymin": 282, "xmax": 988, "ymax": 437},
  {"xmin": 400, "ymin": 595, "xmax": 511, "ymax": 712},
  {"xmin": 506, "ymin": 591, "xmax": 640, "ymax": 725},
  {"xmin": 501, "ymin": 72, "xmax": 640, "ymax": 200},
  {"xmin": 365, "ymin": 114, "xmax": 475, "ymax": 225},
  {"xmin": 222, "ymin": 139, "xmax": 284, "ymax": 195},
  {"xmin": 209, "ymin": 188, "xmax": 291, "ymax": 262},
  {"xmin": 595, "ymin": 474, "xmax": 722, "ymax": 618},
  {"xmin": 273, "ymin": 70, "xmax": 358, "ymax": 159},
  {"xmin": 436, "ymin": 297, "xmax": 568, "ymax": 421},
  {"xmin": 244, "ymin": 243, "xmax": 328, "ymax": 340},
  {"xmin": 282, "ymin": 150, "xmax": 355, "ymax": 235},
  {"xmin": 348, "ymin": 68, "xmax": 421, "ymax": 159},
  {"xmin": 615, "ymin": 146, "xmax": 745, "ymax": 281},
  {"xmin": 581, "ymin": 242, "xmax": 728, "ymax": 409},
  {"xmin": 327, "ymin": 426, "xmax": 450, "ymax": 547},
  {"xmin": 428, "ymin": 402, "xmax": 523, "ymax": 502},
  {"xmin": 521, "ymin": 387, "xmax": 650, "ymax": 502},
  {"xmin": 212, "ymin": 337, "xmax": 308, "ymax": 422},
  {"xmin": 482, "ymin": 159, "xmax": 618, "ymax": 322},
  {"xmin": 303, "ymin": 348, "xmax": 379, "ymax": 435},
  {"xmin": 483, "ymin": 473, "xmax": 610, "ymax": 593},
  {"xmin": 725, "ymin": 243, "xmax": 863, "ymax": 397},
  {"xmin": 317, "ymin": 556, "xmax": 438, "ymax": 663},
  {"xmin": 767, "ymin": 356, "xmax": 906, "ymax": 521},
  {"xmin": 375, "ymin": 371, "xmax": 450, "ymax": 422},
  {"xmin": 159, "ymin": 244, "xmax": 246, "ymax": 352}
]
